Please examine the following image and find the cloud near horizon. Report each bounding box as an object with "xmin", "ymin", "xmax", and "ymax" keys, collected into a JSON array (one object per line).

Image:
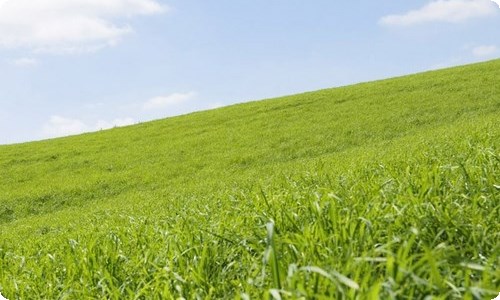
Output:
[
  {"xmin": 0, "ymin": 0, "xmax": 167, "ymax": 54},
  {"xmin": 42, "ymin": 115, "xmax": 136, "ymax": 138},
  {"xmin": 143, "ymin": 92, "xmax": 197, "ymax": 110},
  {"xmin": 472, "ymin": 45, "xmax": 498, "ymax": 57},
  {"xmin": 380, "ymin": 0, "xmax": 498, "ymax": 26},
  {"xmin": 41, "ymin": 91, "xmax": 199, "ymax": 139}
]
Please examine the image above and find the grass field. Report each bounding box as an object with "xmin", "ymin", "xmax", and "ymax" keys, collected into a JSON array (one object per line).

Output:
[{"xmin": 0, "ymin": 60, "xmax": 499, "ymax": 299}]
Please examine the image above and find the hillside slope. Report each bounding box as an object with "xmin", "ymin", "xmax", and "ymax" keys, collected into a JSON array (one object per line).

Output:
[{"xmin": 0, "ymin": 60, "xmax": 499, "ymax": 299}]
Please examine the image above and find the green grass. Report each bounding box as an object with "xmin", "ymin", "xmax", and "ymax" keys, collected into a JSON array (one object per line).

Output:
[{"xmin": 0, "ymin": 59, "xmax": 499, "ymax": 299}]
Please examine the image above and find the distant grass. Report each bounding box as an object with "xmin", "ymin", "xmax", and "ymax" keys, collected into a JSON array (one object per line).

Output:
[{"xmin": 0, "ymin": 60, "xmax": 499, "ymax": 299}]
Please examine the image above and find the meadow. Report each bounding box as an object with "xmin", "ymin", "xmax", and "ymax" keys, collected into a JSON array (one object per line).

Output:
[{"xmin": 0, "ymin": 60, "xmax": 498, "ymax": 299}]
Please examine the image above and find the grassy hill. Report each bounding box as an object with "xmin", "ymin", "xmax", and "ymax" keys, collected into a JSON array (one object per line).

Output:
[{"xmin": 0, "ymin": 60, "xmax": 499, "ymax": 299}]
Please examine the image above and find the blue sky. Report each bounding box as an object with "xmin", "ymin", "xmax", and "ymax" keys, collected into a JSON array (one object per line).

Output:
[{"xmin": 0, "ymin": 0, "xmax": 499, "ymax": 144}]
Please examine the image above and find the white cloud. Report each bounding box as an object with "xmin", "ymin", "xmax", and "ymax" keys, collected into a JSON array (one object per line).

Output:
[
  {"xmin": 492, "ymin": 0, "xmax": 500, "ymax": 8},
  {"xmin": 0, "ymin": 291, "xmax": 8, "ymax": 300},
  {"xmin": 41, "ymin": 90, "xmax": 197, "ymax": 139},
  {"xmin": 95, "ymin": 117, "xmax": 136, "ymax": 130},
  {"xmin": 10, "ymin": 57, "xmax": 39, "ymax": 67},
  {"xmin": 472, "ymin": 45, "xmax": 498, "ymax": 57},
  {"xmin": 380, "ymin": 0, "xmax": 498, "ymax": 26},
  {"xmin": 40, "ymin": 90, "xmax": 199, "ymax": 139},
  {"xmin": 208, "ymin": 102, "xmax": 225, "ymax": 109},
  {"xmin": 143, "ymin": 92, "xmax": 197, "ymax": 110},
  {"xmin": 0, "ymin": 0, "xmax": 167, "ymax": 54},
  {"xmin": 42, "ymin": 115, "xmax": 136, "ymax": 138},
  {"xmin": 42, "ymin": 115, "xmax": 89, "ymax": 138}
]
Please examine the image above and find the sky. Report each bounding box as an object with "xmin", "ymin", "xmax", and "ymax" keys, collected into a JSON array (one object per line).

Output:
[{"xmin": 0, "ymin": 0, "xmax": 499, "ymax": 145}]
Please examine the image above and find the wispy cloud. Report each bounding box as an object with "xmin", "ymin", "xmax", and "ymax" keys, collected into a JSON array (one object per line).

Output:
[
  {"xmin": 42, "ymin": 115, "xmax": 136, "ymax": 138},
  {"xmin": 0, "ymin": 0, "xmax": 167, "ymax": 54},
  {"xmin": 492, "ymin": 0, "xmax": 500, "ymax": 8},
  {"xmin": 143, "ymin": 92, "xmax": 197, "ymax": 110},
  {"xmin": 380, "ymin": 0, "xmax": 498, "ymax": 26},
  {"xmin": 472, "ymin": 45, "xmax": 498, "ymax": 57},
  {"xmin": 10, "ymin": 57, "xmax": 39, "ymax": 67},
  {"xmin": 42, "ymin": 90, "xmax": 199, "ymax": 139},
  {"xmin": 95, "ymin": 118, "xmax": 136, "ymax": 130},
  {"xmin": 208, "ymin": 102, "xmax": 225, "ymax": 109},
  {"xmin": 42, "ymin": 116, "xmax": 89, "ymax": 138}
]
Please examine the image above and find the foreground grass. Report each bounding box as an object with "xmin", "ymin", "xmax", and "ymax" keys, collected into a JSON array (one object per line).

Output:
[{"xmin": 0, "ymin": 60, "xmax": 499, "ymax": 299}]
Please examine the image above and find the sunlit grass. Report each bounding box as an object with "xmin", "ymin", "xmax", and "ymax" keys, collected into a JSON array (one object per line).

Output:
[{"xmin": 0, "ymin": 59, "xmax": 499, "ymax": 299}]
